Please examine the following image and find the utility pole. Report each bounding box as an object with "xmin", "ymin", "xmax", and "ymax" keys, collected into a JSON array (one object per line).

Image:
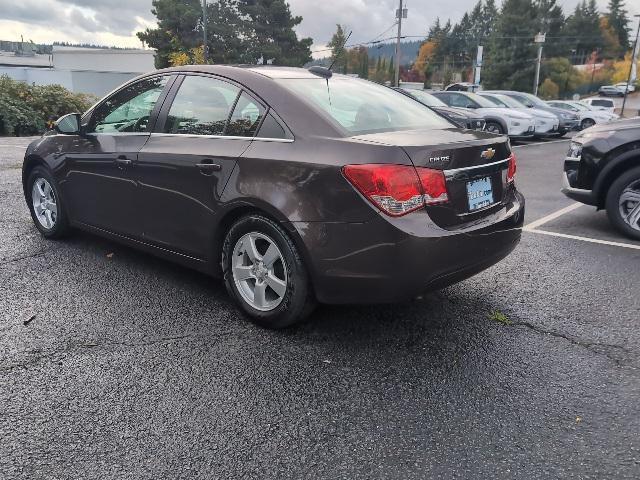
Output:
[
  {"xmin": 621, "ymin": 14, "xmax": 640, "ymax": 118},
  {"xmin": 394, "ymin": 0, "xmax": 406, "ymax": 87},
  {"xmin": 202, "ymin": 0, "xmax": 208, "ymax": 63},
  {"xmin": 533, "ymin": 32, "xmax": 545, "ymax": 96}
]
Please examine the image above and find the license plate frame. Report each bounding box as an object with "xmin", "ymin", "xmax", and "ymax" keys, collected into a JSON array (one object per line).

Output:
[{"xmin": 466, "ymin": 176, "xmax": 494, "ymax": 212}]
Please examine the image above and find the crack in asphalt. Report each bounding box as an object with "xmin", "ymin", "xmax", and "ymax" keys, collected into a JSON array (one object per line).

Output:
[
  {"xmin": 0, "ymin": 334, "xmax": 196, "ymax": 373},
  {"xmin": 510, "ymin": 320, "xmax": 634, "ymax": 367},
  {"xmin": 0, "ymin": 250, "xmax": 47, "ymax": 266}
]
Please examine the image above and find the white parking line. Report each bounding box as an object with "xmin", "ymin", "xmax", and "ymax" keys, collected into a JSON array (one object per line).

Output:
[
  {"xmin": 526, "ymin": 229, "xmax": 640, "ymax": 250},
  {"xmin": 0, "ymin": 145, "xmax": 27, "ymax": 148},
  {"xmin": 512, "ymin": 138, "xmax": 572, "ymax": 149},
  {"xmin": 523, "ymin": 203, "xmax": 583, "ymax": 230}
]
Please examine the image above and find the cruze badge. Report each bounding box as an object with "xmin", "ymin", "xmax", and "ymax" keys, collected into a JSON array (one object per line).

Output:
[
  {"xmin": 429, "ymin": 155, "xmax": 450, "ymax": 164},
  {"xmin": 481, "ymin": 148, "xmax": 496, "ymax": 160}
]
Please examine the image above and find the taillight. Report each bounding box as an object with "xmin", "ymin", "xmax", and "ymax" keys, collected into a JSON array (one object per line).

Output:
[
  {"xmin": 507, "ymin": 152, "xmax": 516, "ymax": 184},
  {"xmin": 342, "ymin": 164, "xmax": 448, "ymax": 217}
]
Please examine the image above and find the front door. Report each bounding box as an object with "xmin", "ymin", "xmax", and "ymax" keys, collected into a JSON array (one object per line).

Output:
[
  {"xmin": 61, "ymin": 75, "xmax": 173, "ymax": 238},
  {"xmin": 136, "ymin": 74, "xmax": 266, "ymax": 259}
]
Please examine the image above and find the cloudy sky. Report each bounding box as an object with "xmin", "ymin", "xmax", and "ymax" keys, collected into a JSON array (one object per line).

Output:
[{"xmin": 0, "ymin": 0, "xmax": 638, "ymax": 55}]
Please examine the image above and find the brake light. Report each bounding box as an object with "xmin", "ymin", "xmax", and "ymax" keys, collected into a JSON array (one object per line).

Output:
[
  {"xmin": 507, "ymin": 152, "xmax": 516, "ymax": 184},
  {"xmin": 342, "ymin": 164, "xmax": 448, "ymax": 217}
]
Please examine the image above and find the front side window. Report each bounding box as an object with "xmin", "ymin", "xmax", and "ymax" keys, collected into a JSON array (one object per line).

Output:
[
  {"xmin": 448, "ymin": 93, "xmax": 480, "ymax": 109},
  {"xmin": 278, "ymin": 76, "xmax": 449, "ymax": 135},
  {"xmin": 164, "ymin": 75, "xmax": 240, "ymax": 136},
  {"xmin": 89, "ymin": 76, "xmax": 169, "ymax": 133}
]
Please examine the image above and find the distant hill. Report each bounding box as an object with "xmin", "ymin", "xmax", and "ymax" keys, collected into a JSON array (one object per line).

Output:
[
  {"xmin": 307, "ymin": 40, "xmax": 423, "ymax": 69},
  {"xmin": 367, "ymin": 40, "xmax": 422, "ymax": 65}
]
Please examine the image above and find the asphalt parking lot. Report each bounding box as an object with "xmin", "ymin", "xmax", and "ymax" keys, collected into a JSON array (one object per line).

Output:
[{"xmin": 1, "ymin": 135, "xmax": 639, "ymax": 479}]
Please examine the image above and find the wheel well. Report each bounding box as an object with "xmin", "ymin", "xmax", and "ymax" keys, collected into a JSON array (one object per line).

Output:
[
  {"xmin": 210, "ymin": 206, "xmax": 315, "ymax": 296},
  {"xmin": 596, "ymin": 155, "xmax": 640, "ymax": 208},
  {"xmin": 22, "ymin": 155, "xmax": 47, "ymax": 199}
]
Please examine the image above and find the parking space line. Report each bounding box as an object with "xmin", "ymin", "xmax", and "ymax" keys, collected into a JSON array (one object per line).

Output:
[
  {"xmin": 512, "ymin": 138, "xmax": 572, "ymax": 149},
  {"xmin": 526, "ymin": 229, "xmax": 640, "ymax": 250},
  {"xmin": 0, "ymin": 145, "xmax": 28, "ymax": 148},
  {"xmin": 523, "ymin": 203, "xmax": 583, "ymax": 230}
]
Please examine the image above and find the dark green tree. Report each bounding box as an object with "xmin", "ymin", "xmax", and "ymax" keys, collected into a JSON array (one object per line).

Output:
[
  {"xmin": 483, "ymin": 0, "xmax": 538, "ymax": 91},
  {"xmin": 606, "ymin": 0, "xmax": 630, "ymax": 53},
  {"xmin": 328, "ymin": 24, "xmax": 348, "ymax": 72},
  {"xmin": 238, "ymin": 0, "xmax": 313, "ymax": 66},
  {"xmin": 562, "ymin": 0, "xmax": 603, "ymax": 63}
]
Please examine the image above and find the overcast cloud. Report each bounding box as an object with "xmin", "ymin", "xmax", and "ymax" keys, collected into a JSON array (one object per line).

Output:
[{"xmin": 0, "ymin": 0, "xmax": 636, "ymax": 53}]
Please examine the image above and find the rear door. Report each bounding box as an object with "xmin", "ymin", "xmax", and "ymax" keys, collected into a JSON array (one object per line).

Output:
[
  {"xmin": 136, "ymin": 74, "xmax": 266, "ymax": 258},
  {"xmin": 62, "ymin": 75, "xmax": 173, "ymax": 237}
]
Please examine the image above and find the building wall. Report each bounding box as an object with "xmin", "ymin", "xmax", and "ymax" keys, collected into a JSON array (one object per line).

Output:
[
  {"xmin": 0, "ymin": 66, "xmax": 141, "ymax": 97},
  {"xmin": 52, "ymin": 47, "xmax": 155, "ymax": 73}
]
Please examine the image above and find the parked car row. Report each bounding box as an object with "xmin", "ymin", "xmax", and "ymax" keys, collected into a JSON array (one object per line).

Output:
[{"xmin": 598, "ymin": 83, "xmax": 636, "ymax": 96}]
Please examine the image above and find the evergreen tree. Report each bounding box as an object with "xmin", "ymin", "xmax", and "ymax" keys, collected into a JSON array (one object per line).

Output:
[
  {"xmin": 535, "ymin": 0, "xmax": 566, "ymax": 58},
  {"xmin": 239, "ymin": 0, "xmax": 313, "ymax": 66},
  {"xmin": 606, "ymin": 0, "xmax": 631, "ymax": 53},
  {"xmin": 328, "ymin": 25, "xmax": 348, "ymax": 72},
  {"xmin": 562, "ymin": 0, "xmax": 603, "ymax": 63},
  {"xmin": 483, "ymin": 0, "xmax": 538, "ymax": 91}
]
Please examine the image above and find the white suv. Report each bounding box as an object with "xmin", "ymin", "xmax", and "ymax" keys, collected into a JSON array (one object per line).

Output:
[
  {"xmin": 547, "ymin": 100, "xmax": 618, "ymax": 130},
  {"xmin": 431, "ymin": 91, "xmax": 536, "ymax": 138}
]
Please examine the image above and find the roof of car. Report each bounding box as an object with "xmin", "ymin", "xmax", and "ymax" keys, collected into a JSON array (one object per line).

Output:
[{"xmin": 154, "ymin": 64, "xmax": 335, "ymax": 80}]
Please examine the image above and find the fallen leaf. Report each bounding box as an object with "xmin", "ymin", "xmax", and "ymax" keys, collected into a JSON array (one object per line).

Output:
[
  {"xmin": 576, "ymin": 416, "xmax": 582, "ymax": 423},
  {"xmin": 22, "ymin": 313, "xmax": 36, "ymax": 326},
  {"xmin": 106, "ymin": 252, "xmax": 114, "ymax": 258},
  {"xmin": 322, "ymin": 359, "xmax": 332, "ymax": 364}
]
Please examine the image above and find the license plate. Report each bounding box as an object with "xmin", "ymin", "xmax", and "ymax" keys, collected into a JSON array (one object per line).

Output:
[{"xmin": 467, "ymin": 176, "xmax": 494, "ymax": 211}]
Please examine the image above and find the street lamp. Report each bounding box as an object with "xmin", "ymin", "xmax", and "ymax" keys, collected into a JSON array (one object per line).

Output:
[{"xmin": 620, "ymin": 14, "xmax": 640, "ymax": 117}]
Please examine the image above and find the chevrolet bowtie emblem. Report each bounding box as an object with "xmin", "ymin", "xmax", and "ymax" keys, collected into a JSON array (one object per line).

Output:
[{"xmin": 481, "ymin": 148, "xmax": 496, "ymax": 160}]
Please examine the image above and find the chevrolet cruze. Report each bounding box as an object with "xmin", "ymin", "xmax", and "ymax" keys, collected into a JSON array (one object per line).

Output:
[{"xmin": 23, "ymin": 66, "xmax": 524, "ymax": 328}]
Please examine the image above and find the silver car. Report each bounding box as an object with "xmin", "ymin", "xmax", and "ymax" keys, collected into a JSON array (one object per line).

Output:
[{"xmin": 479, "ymin": 92, "xmax": 559, "ymax": 137}]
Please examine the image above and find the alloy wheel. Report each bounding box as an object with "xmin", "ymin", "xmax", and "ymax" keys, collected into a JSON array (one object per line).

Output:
[
  {"xmin": 231, "ymin": 232, "xmax": 288, "ymax": 311},
  {"xmin": 32, "ymin": 178, "xmax": 57, "ymax": 230},
  {"xmin": 618, "ymin": 179, "xmax": 640, "ymax": 232}
]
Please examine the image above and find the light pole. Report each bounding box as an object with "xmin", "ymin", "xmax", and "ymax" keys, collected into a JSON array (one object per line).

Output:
[
  {"xmin": 533, "ymin": 32, "xmax": 545, "ymax": 96},
  {"xmin": 620, "ymin": 14, "xmax": 640, "ymax": 118},
  {"xmin": 202, "ymin": 0, "xmax": 208, "ymax": 63},
  {"xmin": 394, "ymin": 0, "xmax": 406, "ymax": 87}
]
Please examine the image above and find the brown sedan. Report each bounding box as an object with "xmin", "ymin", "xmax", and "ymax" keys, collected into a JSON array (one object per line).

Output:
[{"xmin": 23, "ymin": 66, "xmax": 524, "ymax": 328}]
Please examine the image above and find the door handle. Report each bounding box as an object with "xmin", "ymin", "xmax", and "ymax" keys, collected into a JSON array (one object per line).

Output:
[
  {"xmin": 196, "ymin": 160, "xmax": 222, "ymax": 174},
  {"xmin": 115, "ymin": 156, "xmax": 133, "ymax": 168}
]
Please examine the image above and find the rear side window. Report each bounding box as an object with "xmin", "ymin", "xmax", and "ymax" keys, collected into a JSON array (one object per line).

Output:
[
  {"xmin": 226, "ymin": 92, "xmax": 265, "ymax": 137},
  {"xmin": 258, "ymin": 113, "xmax": 289, "ymax": 139},
  {"xmin": 164, "ymin": 75, "xmax": 240, "ymax": 136},
  {"xmin": 591, "ymin": 99, "xmax": 613, "ymax": 107}
]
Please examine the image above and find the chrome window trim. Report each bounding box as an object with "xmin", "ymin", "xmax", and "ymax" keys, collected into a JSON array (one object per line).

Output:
[
  {"xmin": 443, "ymin": 157, "xmax": 509, "ymax": 175},
  {"xmin": 149, "ymin": 132, "xmax": 294, "ymax": 143}
]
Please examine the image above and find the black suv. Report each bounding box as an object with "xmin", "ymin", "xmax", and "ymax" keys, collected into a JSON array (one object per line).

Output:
[{"xmin": 562, "ymin": 118, "xmax": 640, "ymax": 239}]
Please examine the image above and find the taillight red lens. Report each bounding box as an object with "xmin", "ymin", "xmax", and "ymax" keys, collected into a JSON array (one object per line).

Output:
[
  {"xmin": 343, "ymin": 164, "xmax": 448, "ymax": 216},
  {"xmin": 415, "ymin": 167, "xmax": 449, "ymax": 204},
  {"xmin": 507, "ymin": 152, "xmax": 516, "ymax": 183}
]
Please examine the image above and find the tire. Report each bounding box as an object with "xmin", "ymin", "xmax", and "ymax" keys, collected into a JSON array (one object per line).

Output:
[
  {"xmin": 222, "ymin": 214, "xmax": 315, "ymax": 328},
  {"xmin": 580, "ymin": 118, "xmax": 595, "ymax": 130},
  {"xmin": 26, "ymin": 166, "xmax": 70, "ymax": 239},
  {"xmin": 485, "ymin": 121, "xmax": 504, "ymax": 135},
  {"xmin": 605, "ymin": 166, "xmax": 640, "ymax": 241}
]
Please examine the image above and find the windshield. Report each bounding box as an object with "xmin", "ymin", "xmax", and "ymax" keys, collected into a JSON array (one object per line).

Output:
[
  {"xmin": 278, "ymin": 77, "xmax": 450, "ymax": 134},
  {"xmin": 517, "ymin": 92, "xmax": 546, "ymax": 107},
  {"xmin": 493, "ymin": 94, "xmax": 526, "ymax": 108},
  {"xmin": 569, "ymin": 102, "xmax": 589, "ymax": 111},
  {"xmin": 405, "ymin": 89, "xmax": 447, "ymax": 107},
  {"xmin": 464, "ymin": 92, "xmax": 499, "ymax": 108},
  {"xmin": 480, "ymin": 94, "xmax": 507, "ymax": 107}
]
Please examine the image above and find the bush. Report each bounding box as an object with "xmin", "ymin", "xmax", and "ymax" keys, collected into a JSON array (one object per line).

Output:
[
  {"xmin": 539, "ymin": 78, "xmax": 560, "ymax": 100},
  {"xmin": 0, "ymin": 75, "xmax": 96, "ymax": 136}
]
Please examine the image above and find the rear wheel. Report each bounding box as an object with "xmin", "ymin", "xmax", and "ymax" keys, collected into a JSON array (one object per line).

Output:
[
  {"xmin": 222, "ymin": 214, "xmax": 315, "ymax": 328},
  {"xmin": 27, "ymin": 166, "xmax": 70, "ymax": 238},
  {"xmin": 605, "ymin": 167, "xmax": 640, "ymax": 240},
  {"xmin": 485, "ymin": 121, "xmax": 503, "ymax": 135}
]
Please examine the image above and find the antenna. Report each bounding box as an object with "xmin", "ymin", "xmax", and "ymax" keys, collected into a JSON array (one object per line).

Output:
[{"xmin": 328, "ymin": 30, "xmax": 353, "ymax": 71}]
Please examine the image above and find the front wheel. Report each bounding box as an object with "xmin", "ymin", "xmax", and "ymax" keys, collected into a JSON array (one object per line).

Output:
[
  {"xmin": 605, "ymin": 167, "xmax": 640, "ymax": 240},
  {"xmin": 27, "ymin": 166, "xmax": 70, "ymax": 238},
  {"xmin": 485, "ymin": 121, "xmax": 504, "ymax": 135},
  {"xmin": 222, "ymin": 214, "xmax": 315, "ymax": 328},
  {"xmin": 580, "ymin": 118, "xmax": 595, "ymax": 130}
]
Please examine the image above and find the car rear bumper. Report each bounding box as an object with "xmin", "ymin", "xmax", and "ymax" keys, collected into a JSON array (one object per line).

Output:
[{"xmin": 293, "ymin": 191, "xmax": 525, "ymax": 304}]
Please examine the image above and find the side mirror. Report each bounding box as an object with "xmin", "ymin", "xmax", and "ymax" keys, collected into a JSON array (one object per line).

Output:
[{"xmin": 55, "ymin": 113, "xmax": 81, "ymax": 134}]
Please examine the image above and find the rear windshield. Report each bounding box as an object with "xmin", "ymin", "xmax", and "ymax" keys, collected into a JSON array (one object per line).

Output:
[
  {"xmin": 591, "ymin": 99, "xmax": 613, "ymax": 107},
  {"xmin": 278, "ymin": 76, "xmax": 450, "ymax": 134}
]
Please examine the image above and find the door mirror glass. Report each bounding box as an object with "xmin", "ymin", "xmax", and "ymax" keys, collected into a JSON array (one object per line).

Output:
[{"xmin": 55, "ymin": 113, "xmax": 81, "ymax": 134}]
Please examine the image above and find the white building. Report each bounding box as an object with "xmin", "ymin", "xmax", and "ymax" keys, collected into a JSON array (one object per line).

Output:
[{"xmin": 0, "ymin": 46, "xmax": 155, "ymax": 97}]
